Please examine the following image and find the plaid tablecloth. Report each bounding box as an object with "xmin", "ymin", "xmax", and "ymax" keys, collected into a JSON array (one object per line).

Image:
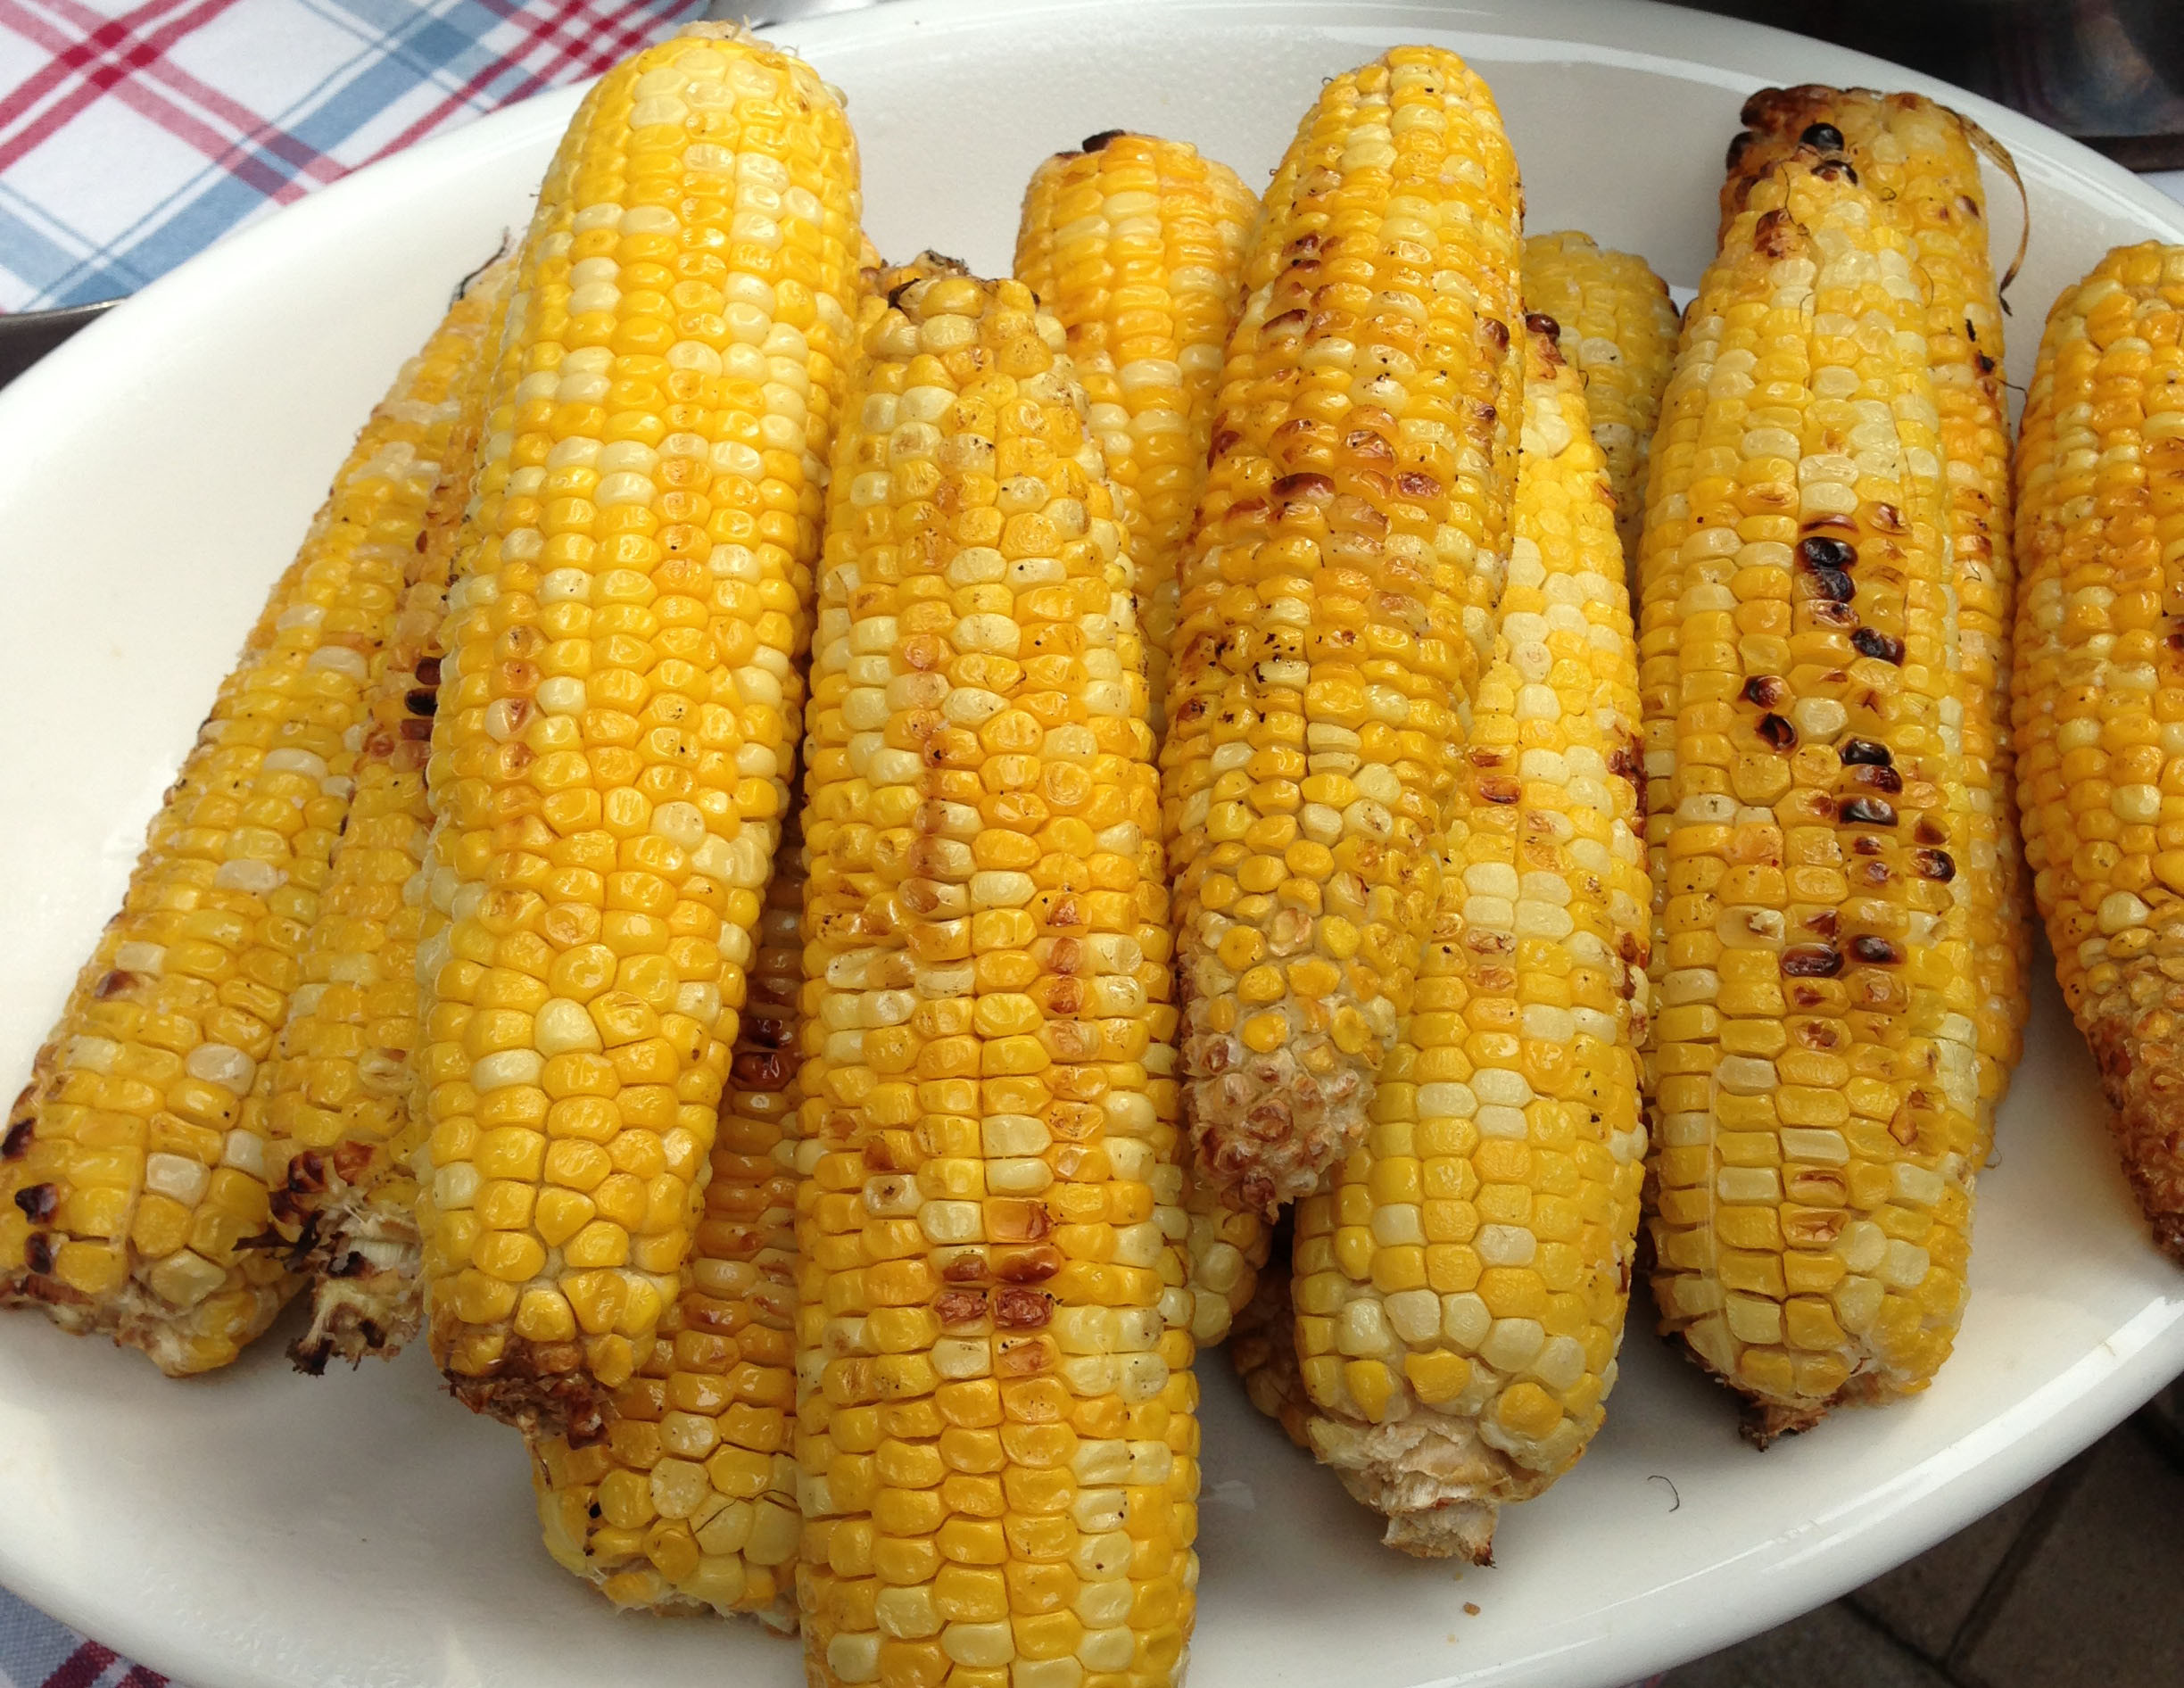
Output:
[{"xmin": 0, "ymin": 0, "xmax": 710, "ymax": 310}]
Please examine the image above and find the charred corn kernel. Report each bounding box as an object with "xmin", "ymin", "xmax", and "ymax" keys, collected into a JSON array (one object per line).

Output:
[
  {"xmin": 796, "ymin": 271, "xmax": 1196, "ymax": 1688},
  {"xmin": 1166, "ymin": 47, "xmax": 1525, "ymax": 1213},
  {"xmin": 1295, "ymin": 329, "xmax": 1648, "ymax": 1561},
  {"xmin": 264, "ymin": 258, "xmax": 517, "ymax": 1372},
  {"xmin": 1640, "ymin": 155, "xmax": 1982, "ymax": 1438},
  {"xmin": 1725, "ymin": 87, "xmax": 2024, "ymax": 1132},
  {"xmin": 1013, "ymin": 129, "xmax": 1257, "ymax": 724},
  {"xmin": 2013, "ymin": 243, "xmax": 2184, "ymax": 1262},
  {"xmin": 0, "ymin": 266, "xmax": 505, "ymax": 1377},
  {"xmin": 530, "ymin": 828, "xmax": 803, "ymax": 1626},
  {"xmin": 1520, "ymin": 232, "xmax": 1679, "ymax": 575},
  {"xmin": 411, "ymin": 23, "xmax": 862, "ymax": 1439}
]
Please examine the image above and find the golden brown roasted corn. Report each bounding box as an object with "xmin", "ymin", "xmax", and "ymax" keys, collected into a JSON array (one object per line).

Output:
[
  {"xmin": 1725, "ymin": 87, "xmax": 2024, "ymax": 1133},
  {"xmin": 1520, "ymin": 231, "xmax": 1679, "ymax": 575},
  {"xmin": 0, "ymin": 269, "xmax": 500, "ymax": 1374},
  {"xmin": 794, "ymin": 269, "xmax": 1198, "ymax": 1688},
  {"xmin": 530, "ymin": 825, "xmax": 805, "ymax": 1623},
  {"xmin": 2013, "ymin": 242, "xmax": 2184, "ymax": 1262},
  {"xmin": 1165, "ymin": 46, "xmax": 1525, "ymax": 1213},
  {"xmin": 410, "ymin": 24, "xmax": 862, "ymax": 1438},
  {"xmin": 1293, "ymin": 327, "xmax": 1647, "ymax": 1558},
  {"xmin": 1640, "ymin": 153, "xmax": 1983, "ymax": 1438}
]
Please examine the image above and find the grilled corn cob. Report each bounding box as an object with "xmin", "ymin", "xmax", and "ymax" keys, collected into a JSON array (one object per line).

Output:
[
  {"xmin": 795, "ymin": 270, "xmax": 1197, "ymax": 1688},
  {"xmin": 411, "ymin": 24, "xmax": 862, "ymax": 1438},
  {"xmin": 1166, "ymin": 47, "xmax": 1526, "ymax": 1213},
  {"xmin": 2013, "ymin": 243, "xmax": 2184, "ymax": 1261},
  {"xmin": 1725, "ymin": 87, "xmax": 2025, "ymax": 1132},
  {"xmin": 1013, "ymin": 129, "xmax": 1271, "ymax": 1345},
  {"xmin": 1228, "ymin": 1222, "xmax": 1311, "ymax": 1450},
  {"xmin": 1013, "ymin": 128, "xmax": 1257, "ymax": 722},
  {"xmin": 0, "ymin": 274, "xmax": 499, "ymax": 1375},
  {"xmin": 1640, "ymin": 155, "xmax": 1982, "ymax": 1437},
  {"xmin": 532, "ymin": 823, "xmax": 805, "ymax": 1622},
  {"xmin": 1293, "ymin": 327, "xmax": 1647, "ymax": 1559},
  {"xmin": 1519, "ymin": 232, "xmax": 1680, "ymax": 575},
  {"xmin": 263, "ymin": 258, "xmax": 517, "ymax": 1371}
]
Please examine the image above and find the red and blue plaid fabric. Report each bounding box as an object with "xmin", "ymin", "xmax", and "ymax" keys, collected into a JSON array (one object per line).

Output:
[
  {"xmin": 0, "ymin": 0, "xmax": 707, "ymax": 310},
  {"xmin": 0, "ymin": 1600, "xmax": 166, "ymax": 1688}
]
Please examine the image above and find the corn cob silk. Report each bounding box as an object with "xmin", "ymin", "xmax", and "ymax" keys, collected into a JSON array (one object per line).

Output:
[
  {"xmin": 0, "ymin": 270, "xmax": 504, "ymax": 1376},
  {"xmin": 1294, "ymin": 327, "xmax": 1648, "ymax": 1560},
  {"xmin": 2013, "ymin": 243, "xmax": 2184, "ymax": 1262},
  {"xmin": 1014, "ymin": 129, "xmax": 1269, "ymax": 1346},
  {"xmin": 1166, "ymin": 47, "xmax": 1525, "ymax": 1213},
  {"xmin": 796, "ymin": 270, "xmax": 1198, "ymax": 1688},
  {"xmin": 1641, "ymin": 155, "xmax": 1983, "ymax": 1436},
  {"xmin": 411, "ymin": 24, "xmax": 862, "ymax": 1436}
]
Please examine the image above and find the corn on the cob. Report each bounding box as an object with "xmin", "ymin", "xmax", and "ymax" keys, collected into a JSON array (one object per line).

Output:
[
  {"xmin": 531, "ymin": 823, "xmax": 805, "ymax": 1622},
  {"xmin": 1725, "ymin": 87, "xmax": 2025, "ymax": 1133},
  {"xmin": 1519, "ymin": 232, "xmax": 1679, "ymax": 576},
  {"xmin": 1639, "ymin": 154, "xmax": 1983, "ymax": 1438},
  {"xmin": 410, "ymin": 24, "xmax": 862, "ymax": 1438},
  {"xmin": 1013, "ymin": 128, "xmax": 1258, "ymax": 724},
  {"xmin": 2013, "ymin": 243, "xmax": 2184, "ymax": 1261},
  {"xmin": 0, "ymin": 276, "xmax": 499, "ymax": 1375},
  {"xmin": 1293, "ymin": 327, "xmax": 1647, "ymax": 1558},
  {"xmin": 1228, "ymin": 1222, "xmax": 1311, "ymax": 1450},
  {"xmin": 1165, "ymin": 47, "xmax": 1526, "ymax": 1214},
  {"xmin": 795, "ymin": 270, "xmax": 1197, "ymax": 1688},
  {"xmin": 1012, "ymin": 131, "xmax": 1271, "ymax": 1344},
  {"xmin": 254, "ymin": 258, "xmax": 517, "ymax": 1372}
]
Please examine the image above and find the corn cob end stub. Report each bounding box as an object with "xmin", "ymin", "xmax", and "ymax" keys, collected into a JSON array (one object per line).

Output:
[
  {"xmin": 1185, "ymin": 1011, "xmax": 1372, "ymax": 1218},
  {"xmin": 2083, "ymin": 967, "xmax": 2184, "ymax": 1268}
]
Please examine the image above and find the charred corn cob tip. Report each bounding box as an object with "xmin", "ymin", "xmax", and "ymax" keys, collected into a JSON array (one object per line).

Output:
[
  {"xmin": 1294, "ymin": 329, "xmax": 1648, "ymax": 1561},
  {"xmin": 2013, "ymin": 242, "xmax": 2184, "ymax": 1262},
  {"xmin": 1166, "ymin": 46, "xmax": 1525, "ymax": 1215},
  {"xmin": 0, "ymin": 259, "xmax": 509, "ymax": 1375},
  {"xmin": 412, "ymin": 26, "xmax": 862, "ymax": 1436},
  {"xmin": 529, "ymin": 828, "xmax": 805, "ymax": 1623},
  {"xmin": 1723, "ymin": 86, "xmax": 2026, "ymax": 1128},
  {"xmin": 1013, "ymin": 128, "xmax": 1257, "ymax": 727},
  {"xmin": 1641, "ymin": 157, "xmax": 1983, "ymax": 1420},
  {"xmin": 1519, "ymin": 231, "xmax": 1679, "ymax": 578},
  {"xmin": 797, "ymin": 269, "xmax": 1197, "ymax": 1688}
]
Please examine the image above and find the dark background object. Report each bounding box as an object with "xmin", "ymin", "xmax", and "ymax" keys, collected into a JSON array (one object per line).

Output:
[
  {"xmin": 0, "ymin": 300, "xmax": 114, "ymax": 387},
  {"xmin": 1667, "ymin": 0, "xmax": 2184, "ymax": 168}
]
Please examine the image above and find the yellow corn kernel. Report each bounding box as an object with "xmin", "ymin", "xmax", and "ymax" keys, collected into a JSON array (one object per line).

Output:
[
  {"xmin": 412, "ymin": 21, "xmax": 863, "ymax": 1439},
  {"xmin": 1727, "ymin": 87, "xmax": 2024, "ymax": 1127},
  {"xmin": 1641, "ymin": 151, "xmax": 1985, "ymax": 1434},
  {"xmin": 1520, "ymin": 230, "xmax": 1678, "ymax": 575},
  {"xmin": 0, "ymin": 255, "xmax": 511, "ymax": 1376},
  {"xmin": 1292, "ymin": 324, "xmax": 1649, "ymax": 1562},
  {"xmin": 796, "ymin": 267, "xmax": 1195, "ymax": 1686},
  {"xmin": 2012, "ymin": 239, "xmax": 2184, "ymax": 1262},
  {"xmin": 1166, "ymin": 46, "xmax": 1523, "ymax": 1214}
]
